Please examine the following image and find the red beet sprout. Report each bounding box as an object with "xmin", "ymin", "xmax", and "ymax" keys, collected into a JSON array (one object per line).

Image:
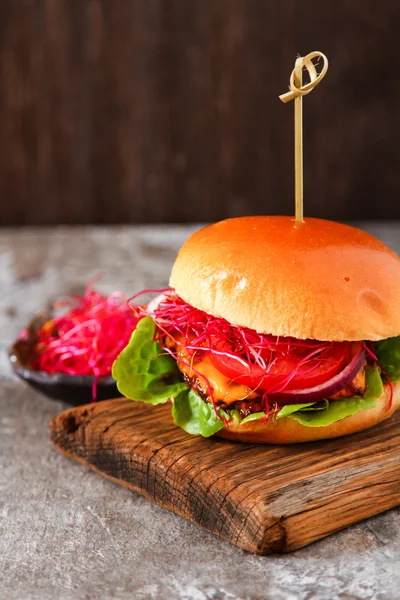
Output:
[
  {"xmin": 33, "ymin": 284, "xmax": 138, "ymax": 399},
  {"xmin": 138, "ymin": 289, "xmax": 336, "ymax": 375}
]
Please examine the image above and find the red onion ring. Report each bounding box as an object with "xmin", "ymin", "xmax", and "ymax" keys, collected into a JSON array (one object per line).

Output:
[{"xmin": 269, "ymin": 342, "xmax": 365, "ymax": 404}]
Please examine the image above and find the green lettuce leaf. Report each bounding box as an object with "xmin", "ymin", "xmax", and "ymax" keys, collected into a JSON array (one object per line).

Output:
[
  {"xmin": 112, "ymin": 316, "xmax": 187, "ymax": 404},
  {"xmin": 286, "ymin": 367, "xmax": 382, "ymax": 427},
  {"xmin": 234, "ymin": 369, "xmax": 382, "ymax": 428},
  {"xmin": 112, "ymin": 316, "xmax": 226, "ymax": 437},
  {"xmin": 240, "ymin": 400, "xmax": 329, "ymax": 424},
  {"xmin": 241, "ymin": 411, "xmax": 268, "ymax": 425},
  {"xmin": 375, "ymin": 336, "xmax": 400, "ymax": 382},
  {"xmin": 228, "ymin": 408, "xmax": 241, "ymax": 423},
  {"xmin": 172, "ymin": 390, "xmax": 228, "ymax": 437},
  {"xmin": 276, "ymin": 399, "xmax": 329, "ymax": 420}
]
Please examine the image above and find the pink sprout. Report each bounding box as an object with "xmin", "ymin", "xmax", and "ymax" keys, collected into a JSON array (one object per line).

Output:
[{"xmin": 33, "ymin": 285, "xmax": 138, "ymax": 386}]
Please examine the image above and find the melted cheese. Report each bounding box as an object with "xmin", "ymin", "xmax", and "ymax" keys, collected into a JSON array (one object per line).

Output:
[{"xmin": 176, "ymin": 351, "xmax": 258, "ymax": 405}]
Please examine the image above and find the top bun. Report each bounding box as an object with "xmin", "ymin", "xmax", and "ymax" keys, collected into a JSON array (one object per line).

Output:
[{"xmin": 169, "ymin": 216, "xmax": 400, "ymax": 341}]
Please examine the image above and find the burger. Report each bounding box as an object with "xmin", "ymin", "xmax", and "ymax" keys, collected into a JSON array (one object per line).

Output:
[{"xmin": 112, "ymin": 216, "xmax": 400, "ymax": 443}]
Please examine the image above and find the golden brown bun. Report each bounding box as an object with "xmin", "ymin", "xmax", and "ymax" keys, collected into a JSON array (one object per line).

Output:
[
  {"xmin": 217, "ymin": 382, "xmax": 400, "ymax": 444},
  {"xmin": 169, "ymin": 216, "xmax": 400, "ymax": 341}
]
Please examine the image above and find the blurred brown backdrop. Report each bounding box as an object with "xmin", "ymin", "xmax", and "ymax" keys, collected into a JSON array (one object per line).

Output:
[{"xmin": 1, "ymin": 0, "xmax": 399, "ymax": 225}]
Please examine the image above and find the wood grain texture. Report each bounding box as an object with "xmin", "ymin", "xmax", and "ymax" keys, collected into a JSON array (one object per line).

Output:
[
  {"xmin": 1, "ymin": 1, "xmax": 400, "ymax": 225},
  {"xmin": 50, "ymin": 398, "xmax": 400, "ymax": 554}
]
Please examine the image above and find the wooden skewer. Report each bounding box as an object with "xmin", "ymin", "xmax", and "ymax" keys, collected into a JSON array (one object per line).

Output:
[{"xmin": 279, "ymin": 51, "xmax": 329, "ymax": 222}]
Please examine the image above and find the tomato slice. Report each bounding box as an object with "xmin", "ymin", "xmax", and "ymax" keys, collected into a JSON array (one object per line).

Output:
[{"xmin": 209, "ymin": 339, "xmax": 353, "ymax": 393}]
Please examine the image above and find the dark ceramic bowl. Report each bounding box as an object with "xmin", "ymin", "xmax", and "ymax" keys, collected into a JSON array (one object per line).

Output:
[{"xmin": 8, "ymin": 316, "xmax": 121, "ymax": 405}]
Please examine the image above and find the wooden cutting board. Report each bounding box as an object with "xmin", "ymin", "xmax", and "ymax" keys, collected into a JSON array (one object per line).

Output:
[{"xmin": 49, "ymin": 399, "xmax": 400, "ymax": 554}]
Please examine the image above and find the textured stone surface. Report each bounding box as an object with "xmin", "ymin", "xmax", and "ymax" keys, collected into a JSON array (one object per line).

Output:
[{"xmin": 1, "ymin": 223, "xmax": 400, "ymax": 600}]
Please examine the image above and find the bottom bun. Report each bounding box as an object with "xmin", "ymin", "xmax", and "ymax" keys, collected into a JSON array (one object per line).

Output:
[{"xmin": 217, "ymin": 382, "xmax": 400, "ymax": 444}]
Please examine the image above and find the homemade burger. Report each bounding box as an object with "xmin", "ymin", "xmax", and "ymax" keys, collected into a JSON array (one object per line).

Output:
[{"xmin": 112, "ymin": 216, "xmax": 400, "ymax": 443}]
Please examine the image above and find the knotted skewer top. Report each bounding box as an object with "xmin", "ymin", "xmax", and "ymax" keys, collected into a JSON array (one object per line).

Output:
[{"xmin": 279, "ymin": 51, "xmax": 328, "ymax": 104}]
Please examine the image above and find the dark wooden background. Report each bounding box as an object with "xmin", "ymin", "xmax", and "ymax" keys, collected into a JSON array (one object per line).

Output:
[{"xmin": 1, "ymin": 0, "xmax": 399, "ymax": 226}]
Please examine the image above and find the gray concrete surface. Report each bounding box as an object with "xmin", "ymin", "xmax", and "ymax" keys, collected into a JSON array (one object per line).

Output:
[{"xmin": 1, "ymin": 223, "xmax": 400, "ymax": 600}]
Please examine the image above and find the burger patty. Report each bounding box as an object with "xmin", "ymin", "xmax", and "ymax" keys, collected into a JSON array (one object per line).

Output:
[{"xmin": 182, "ymin": 371, "xmax": 263, "ymax": 417}]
